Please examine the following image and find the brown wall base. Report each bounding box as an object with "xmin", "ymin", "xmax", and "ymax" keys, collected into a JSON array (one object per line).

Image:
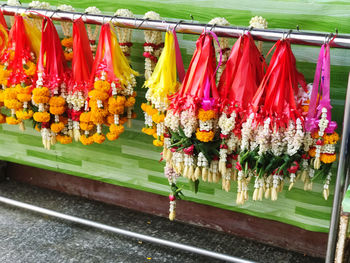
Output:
[{"xmin": 5, "ymin": 162, "xmax": 327, "ymax": 258}]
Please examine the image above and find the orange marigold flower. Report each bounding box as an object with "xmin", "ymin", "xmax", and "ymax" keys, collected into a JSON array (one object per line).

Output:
[
  {"xmin": 146, "ymin": 106, "xmax": 158, "ymax": 116},
  {"xmin": 106, "ymin": 132, "xmax": 119, "ymax": 141},
  {"xmin": 324, "ymin": 132, "xmax": 339, "ymax": 145},
  {"xmin": 24, "ymin": 61, "xmax": 36, "ymax": 76},
  {"xmin": 4, "ymin": 88, "xmax": 17, "ymax": 100},
  {"xmin": 142, "ymin": 127, "xmax": 156, "ymax": 136},
  {"xmin": 93, "ymin": 133, "xmax": 105, "ymax": 144},
  {"xmin": 17, "ymin": 93, "xmax": 32, "ymax": 102},
  {"xmin": 197, "ymin": 109, "xmax": 216, "ymax": 121},
  {"xmin": 33, "ymin": 95, "xmax": 50, "ymax": 104},
  {"xmin": 33, "ymin": 112, "xmax": 50, "ymax": 123},
  {"xmin": 0, "ymin": 90, "xmax": 4, "ymax": 102},
  {"xmin": 50, "ymin": 122, "xmax": 65, "ymax": 133},
  {"xmin": 56, "ymin": 134, "xmax": 73, "ymax": 144},
  {"xmin": 109, "ymin": 124, "xmax": 124, "ymax": 134},
  {"xmin": 4, "ymin": 99, "xmax": 22, "ymax": 110},
  {"xmin": 32, "ymin": 87, "xmax": 50, "ymax": 97},
  {"xmin": 80, "ymin": 122, "xmax": 94, "ymax": 131},
  {"xmin": 94, "ymin": 80, "xmax": 110, "ymax": 92},
  {"xmin": 153, "ymin": 139, "xmax": 164, "ymax": 147},
  {"xmin": 108, "ymin": 105, "xmax": 124, "ymax": 115},
  {"xmin": 196, "ymin": 129, "xmax": 215, "ymax": 142},
  {"xmin": 320, "ymin": 153, "xmax": 336, "ymax": 164},
  {"xmin": 6, "ymin": 116, "xmax": 20, "ymax": 125},
  {"xmin": 50, "ymin": 106, "xmax": 65, "ymax": 115},
  {"xmin": 152, "ymin": 113, "xmax": 165, "ymax": 124},
  {"xmin": 301, "ymin": 105, "xmax": 309, "ymax": 113},
  {"xmin": 80, "ymin": 135, "xmax": 94, "ymax": 145},
  {"xmin": 308, "ymin": 147, "xmax": 316, "ymax": 158},
  {"xmin": 64, "ymin": 52, "xmax": 73, "ymax": 61},
  {"xmin": 124, "ymin": 97, "xmax": 136, "ymax": 107},
  {"xmin": 141, "ymin": 103, "xmax": 148, "ymax": 112},
  {"xmin": 80, "ymin": 112, "xmax": 91, "ymax": 122},
  {"xmin": 49, "ymin": 96, "xmax": 66, "ymax": 107},
  {"xmin": 61, "ymin": 37, "xmax": 73, "ymax": 48},
  {"xmin": 16, "ymin": 109, "xmax": 33, "ymax": 120},
  {"xmin": 89, "ymin": 90, "xmax": 109, "ymax": 101},
  {"xmin": 15, "ymin": 85, "xmax": 31, "ymax": 94}
]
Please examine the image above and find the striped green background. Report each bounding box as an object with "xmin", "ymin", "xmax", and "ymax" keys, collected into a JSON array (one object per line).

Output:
[{"xmin": 1, "ymin": 0, "xmax": 350, "ymax": 233}]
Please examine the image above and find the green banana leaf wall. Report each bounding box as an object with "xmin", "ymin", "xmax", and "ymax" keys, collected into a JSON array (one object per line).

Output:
[{"xmin": 1, "ymin": 0, "xmax": 349, "ymax": 233}]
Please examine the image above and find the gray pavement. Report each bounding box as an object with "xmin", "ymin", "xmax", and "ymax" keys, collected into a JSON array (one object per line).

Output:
[{"xmin": 0, "ymin": 180, "xmax": 323, "ymax": 263}]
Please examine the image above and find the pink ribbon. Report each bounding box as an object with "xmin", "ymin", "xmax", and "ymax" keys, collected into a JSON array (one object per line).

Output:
[
  {"xmin": 202, "ymin": 30, "xmax": 222, "ymax": 111},
  {"xmin": 172, "ymin": 29, "xmax": 185, "ymax": 83},
  {"xmin": 306, "ymin": 43, "xmax": 337, "ymax": 133}
]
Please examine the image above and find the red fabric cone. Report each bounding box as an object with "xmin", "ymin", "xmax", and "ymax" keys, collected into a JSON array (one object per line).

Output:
[
  {"xmin": 251, "ymin": 39, "xmax": 306, "ymax": 128},
  {"xmin": 72, "ymin": 18, "xmax": 93, "ymax": 94},
  {"xmin": 218, "ymin": 32, "xmax": 266, "ymax": 114},
  {"xmin": 38, "ymin": 16, "xmax": 71, "ymax": 91},
  {"xmin": 171, "ymin": 32, "xmax": 218, "ymax": 113}
]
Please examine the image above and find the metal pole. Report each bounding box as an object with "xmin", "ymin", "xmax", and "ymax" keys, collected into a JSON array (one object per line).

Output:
[
  {"xmin": 325, "ymin": 73, "xmax": 350, "ymax": 263},
  {"xmin": 2, "ymin": 5, "xmax": 350, "ymax": 49},
  {"xmin": 1, "ymin": 4, "xmax": 350, "ymax": 261},
  {"xmin": 0, "ymin": 196, "xmax": 253, "ymax": 263}
]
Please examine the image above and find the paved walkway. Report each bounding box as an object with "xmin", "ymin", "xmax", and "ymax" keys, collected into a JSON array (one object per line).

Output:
[{"xmin": 0, "ymin": 180, "xmax": 323, "ymax": 263}]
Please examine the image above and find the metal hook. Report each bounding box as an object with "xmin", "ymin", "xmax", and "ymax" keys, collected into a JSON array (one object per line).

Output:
[
  {"xmin": 190, "ymin": 14, "xmax": 194, "ymax": 23},
  {"xmin": 174, "ymin": 20, "xmax": 183, "ymax": 31},
  {"xmin": 248, "ymin": 26, "xmax": 253, "ymax": 32},
  {"xmin": 335, "ymin": 28, "xmax": 338, "ymax": 36},
  {"xmin": 282, "ymin": 29, "xmax": 292, "ymax": 40},
  {"xmin": 296, "ymin": 25, "xmax": 300, "ymax": 32},
  {"xmin": 50, "ymin": 9, "xmax": 58, "ymax": 19},
  {"xmin": 209, "ymin": 23, "xmax": 216, "ymax": 32},
  {"xmin": 137, "ymin": 18, "xmax": 148, "ymax": 29},
  {"xmin": 110, "ymin": 14, "xmax": 118, "ymax": 25},
  {"xmin": 324, "ymin": 33, "xmax": 330, "ymax": 44}
]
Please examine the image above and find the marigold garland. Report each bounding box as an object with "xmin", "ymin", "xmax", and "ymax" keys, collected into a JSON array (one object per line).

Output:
[{"xmin": 195, "ymin": 129, "xmax": 215, "ymax": 142}]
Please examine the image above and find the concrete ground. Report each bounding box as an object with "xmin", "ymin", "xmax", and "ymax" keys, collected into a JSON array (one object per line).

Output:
[{"xmin": 0, "ymin": 180, "xmax": 323, "ymax": 263}]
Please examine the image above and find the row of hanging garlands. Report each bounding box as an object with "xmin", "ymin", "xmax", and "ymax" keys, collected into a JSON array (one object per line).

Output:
[{"xmin": 0, "ymin": 3, "xmax": 339, "ymax": 221}]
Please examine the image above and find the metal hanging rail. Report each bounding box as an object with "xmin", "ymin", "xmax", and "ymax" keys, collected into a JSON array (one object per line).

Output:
[
  {"xmin": 0, "ymin": 196, "xmax": 254, "ymax": 263},
  {"xmin": 0, "ymin": 3, "xmax": 349, "ymax": 263},
  {"xmin": 2, "ymin": 4, "xmax": 350, "ymax": 49}
]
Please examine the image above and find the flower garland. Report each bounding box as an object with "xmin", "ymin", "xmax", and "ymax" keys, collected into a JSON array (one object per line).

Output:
[
  {"xmin": 142, "ymin": 30, "xmax": 181, "ymax": 147},
  {"xmin": 208, "ymin": 17, "xmax": 230, "ymax": 81},
  {"xmin": 249, "ymin": 16, "xmax": 268, "ymax": 52},
  {"xmin": 88, "ymin": 22, "xmax": 138, "ymax": 144},
  {"xmin": 28, "ymin": 1, "xmax": 51, "ymax": 29},
  {"xmin": 68, "ymin": 17, "xmax": 94, "ymax": 142},
  {"xmin": 114, "ymin": 9, "xmax": 134, "ymax": 58},
  {"xmin": 58, "ymin": 4, "xmax": 75, "ymax": 62},
  {"xmin": 305, "ymin": 41, "xmax": 339, "ymax": 200},
  {"xmin": 33, "ymin": 15, "xmax": 71, "ymax": 149},
  {"xmin": 164, "ymin": 31, "xmax": 220, "ymax": 219},
  {"xmin": 143, "ymin": 11, "xmax": 163, "ymax": 80},
  {"xmin": 217, "ymin": 32, "xmax": 266, "ymax": 194},
  {"xmin": 239, "ymin": 37, "xmax": 307, "ymax": 203},
  {"xmin": 85, "ymin": 6, "xmax": 102, "ymax": 53},
  {"xmin": 1, "ymin": 15, "xmax": 38, "ymax": 131}
]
